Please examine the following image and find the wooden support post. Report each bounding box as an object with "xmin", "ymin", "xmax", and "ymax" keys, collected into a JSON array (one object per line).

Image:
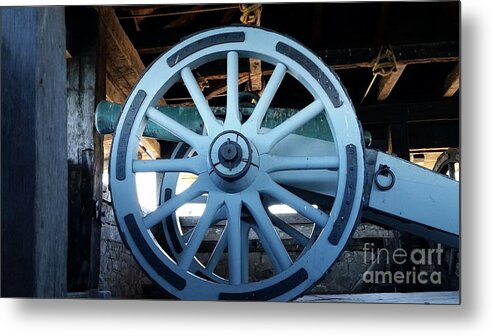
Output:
[
  {"xmin": 443, "ymin": 63, "xmax": 459, "ymax": 97},
  {"xmin": 377, "ymin": 64, "xmax": 406, "ymax": 101},
  {"xmin": 206, "ymin": 72, "xmax": 250, "ymax": 101},
  {"xmin": 1, "ymin": 7, "xmax": 67, "ymax": 297},
  {"xmin": 66, "ymin": 8, "xmax": 105, "ymax": 292},
  {"xmin": 388, "ymin": 122, "xmax": 410, "ymax": 161},
  {"xmin": 249, "ymin": 58, "xmax": 263, "ymax": 92}
]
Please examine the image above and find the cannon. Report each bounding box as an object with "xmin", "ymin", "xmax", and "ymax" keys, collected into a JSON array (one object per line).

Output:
[{"xmin": 100, "ymin": 26, "xmax": 459, "ymax": 301}]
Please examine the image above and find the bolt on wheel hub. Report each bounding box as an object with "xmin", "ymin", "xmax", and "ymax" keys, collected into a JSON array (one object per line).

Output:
[{"xmin": 219, "ymin": 141, "xmax": 241, "ymax": 168}]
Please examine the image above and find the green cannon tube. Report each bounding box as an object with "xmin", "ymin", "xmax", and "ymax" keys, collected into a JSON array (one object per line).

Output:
[{"xmin": 95, "ymin": 100, "xmax": 336, "ymax": 142}]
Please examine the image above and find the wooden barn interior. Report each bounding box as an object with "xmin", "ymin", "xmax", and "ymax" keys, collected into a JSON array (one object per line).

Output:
[{"xmin": 1, "ymin": 2, "xmax": 459, "ymax": 300}]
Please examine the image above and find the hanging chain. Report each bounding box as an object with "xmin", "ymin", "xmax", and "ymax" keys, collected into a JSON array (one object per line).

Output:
[{"xmin": 239, "ymin": 4, "xmax": 262, "ymax": 25}]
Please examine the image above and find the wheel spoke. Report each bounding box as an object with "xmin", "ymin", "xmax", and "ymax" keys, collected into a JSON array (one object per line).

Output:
[
  {"xmin": 261, "ymin": 154, "xmax": 339, "ymax": 173},
  {"xmin": 243, "ymin": 190, "xmax": 292, "ymax": 271},
  {"xmin": 448, "ymin": 162, "xmax": 456, "ymax": 180},
  {"xmin": 181, "ymin": 66, "xmax": 222, "ymax": 137},
  {"xmin": 178, "ymin": 193, "xmax": 224, "ymax": 271},
  {"xmin": 248, "ymin": 223, "xmax": 281, "ymax": 274},
  {"xmin": 269, "ymin": 214, "xmax": 309, "ymax": 247},
  {"xmin": 225, "ymin": 195, "xmax": 242, "ymax": 285},
  {"xmin": 133, "ymin": 156, "xmax": 206, "ymax": 174},
  {"xmin": 256, "ymin": 174, "xmax": 329, "ymax": 228},
  {"xmin": 143, "ymin": 176, "xmax": 207, "ymax": 229},
  {"xmin": 242, "ymin": 63, "xmax": 287, "ymax": 136},
  {"xmin": 146, "ymin": 106, "xmax": 206, "ymax": 151},
  {"xmin": 241, "ymin": 223, "xmax": 250, "ymax": 283},
  {"xmin": 254, "ymin": 100, "xmax": 324, "ymax": 154},
  {"xmin": 182, "ymin": 230, "xmax": 193, "ymax": 244},
  {"xmin": 262, "ymin": 197, "xmax": 310, "ymax": 246},
  {"xmin": 224, "ymin": 51, "xmax": 242, "ymax": 130},
  {"xmin": 206, "ymin": 227, "xmax": 227, "ymax": 273}
]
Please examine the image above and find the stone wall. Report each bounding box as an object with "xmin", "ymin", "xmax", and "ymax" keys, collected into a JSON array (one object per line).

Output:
[{"xmin": 98, "ymin": 186, "xmax": 156, "ymax": 298}]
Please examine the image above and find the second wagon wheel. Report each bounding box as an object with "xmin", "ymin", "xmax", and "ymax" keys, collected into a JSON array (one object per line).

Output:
[
  {"xmin": 431, "ymin": 148, "xmax": 460, "ymax": 289},
  {"xmin": 110, "ymin": 26, "xmax": 366, "ymax": 301}
]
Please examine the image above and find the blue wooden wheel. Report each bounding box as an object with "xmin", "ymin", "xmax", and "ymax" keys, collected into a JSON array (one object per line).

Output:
[{"xmin": 109, "ymin": 26, "xmax": 366, "ymax": 301}]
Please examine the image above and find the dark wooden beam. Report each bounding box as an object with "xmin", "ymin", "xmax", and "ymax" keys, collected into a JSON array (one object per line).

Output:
[
  {"xmin": 130, "ymin": 26, "xmax": 211, "ymax": 56},
  {"xmin": 164, "ymin": 5, "xmax": 204, "ymax": 28},
  {"xmin": 134, "ymin": 36, "xmax": 458, "ymax": 71},
  {"xmin": 443, "ymin": 63, "xmax": 459, "ymax": 97},
  {"xmin": 138, "ymin": 45, "xmax": 171, "ymax": 55},
  {"xmin": 66, "ymin": 10, "xmax": 105, "ymax": 292},
  {"xmin": 358, "ymin": 101, "xmax": 459, "ymax": 152},
  {"xmin": 389, "ymin": 122, "xmax": 410, "ymax": 160},
  {"xmin": 220, "ymin": 8, "xmax": 238, "ymax": 25},
  {"xmin": 356, "ymin": 100, "xmax": 459, "ymax": 124},
  {"xmin": 130, "ymin": 7, "xmax": 157, "ymax": 31},
  {"xmin": 408, "ymin": 120, "xmax": 459, "ymax": 150},
  {"xmin": 1, "ymin": 7, "xmax": 67, "ymax": 297},
  {"xmin": 376, "ymin": 64, "xmax": 406, "ymax": 101},
  {"xmin": 318, "ymin": 41, "xmax": 458, "ymax": 70}
]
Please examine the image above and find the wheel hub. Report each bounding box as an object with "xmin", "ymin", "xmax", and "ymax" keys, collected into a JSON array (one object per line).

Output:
[
  {"xmin": 218, "ymin": 140, "xmax": 242, "ymax": 169},
  {"xmin": 208, "ymin": 130, "xmax": 255, "ymax": 184}
]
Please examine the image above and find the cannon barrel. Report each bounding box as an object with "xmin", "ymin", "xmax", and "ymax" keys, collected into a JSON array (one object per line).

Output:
[{"xmin": 95, "ymin": 100, "xmax": 335, "ymax": 142}]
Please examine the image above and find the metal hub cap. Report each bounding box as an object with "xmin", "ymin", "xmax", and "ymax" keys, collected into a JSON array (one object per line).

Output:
[{"xmin": 209, "ymin": 130, "xmax": 253, "ymax": 182}]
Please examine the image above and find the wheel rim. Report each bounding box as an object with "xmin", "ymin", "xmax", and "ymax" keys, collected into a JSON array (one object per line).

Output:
[
  {"xmin": 109, "ymin": 26, "xmax": 365, "ymax": 301},
  {"xmin": 433, "ymin": 148, "xmax": 460, "ymax": 180}
]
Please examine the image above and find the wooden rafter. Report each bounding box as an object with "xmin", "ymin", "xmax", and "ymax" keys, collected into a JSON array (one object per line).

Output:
[
  {"xmin": 165, "ymin": 5, "xmax": 204, "ymax": 28},
  {"xmin": 105, "ymin": 75, "xmax": 126, "ymax": 104},
  {"xmin": 220, "ymin": 8, "xmax": 238, "ymax": 24},
  {"xmin": 377, "ymin": 64, "xmax": 406, "ymax": 101},
  {"xmin": 130, "ymin": 8, "xmax": 157, "ymax": 31},
  {"xmin": 97, "ymin": 6, "xmax": 161, "ymax": 161},
  {"xmin": 133, "ymin": 32, "xmax": 458, "ymax": 71},
  {"xmin": 97, "ymin": 7, "xmax": 146, "ymax": 97},
  {"xmin": 140, "ymin": 138, "xmax": 161, "ymax": 160},
  {"xmin": 205, "ymin": 73, "xmax": 250, "ymax": 101},
  {"xmin": 443, "ymin": 63, "xmax": 460, "ymax": 97},
  {"xmin": 318, "ymin": 41, "xmax": 458, "ymax": 70}
]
